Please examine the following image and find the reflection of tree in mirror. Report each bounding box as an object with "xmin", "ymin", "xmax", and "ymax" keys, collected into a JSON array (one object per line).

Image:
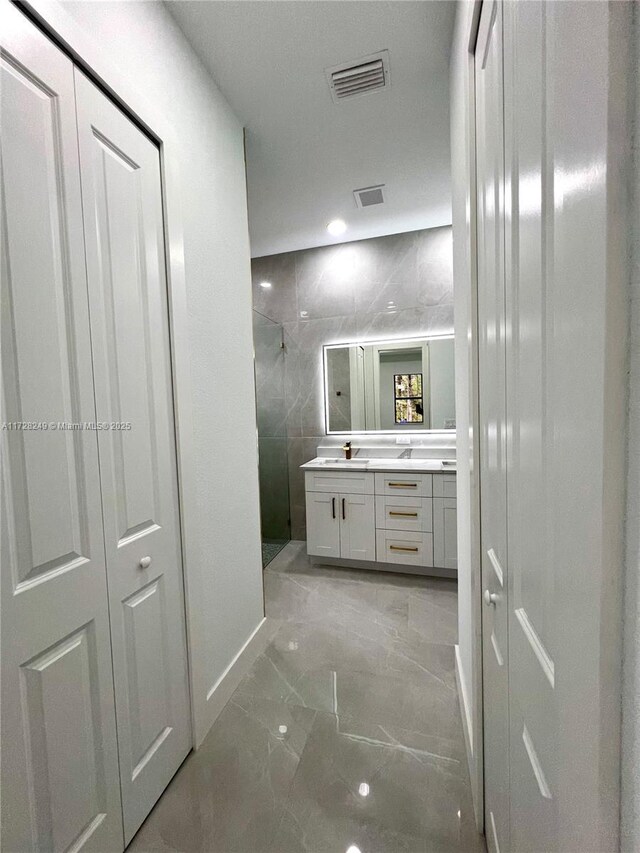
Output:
[{"xmin": 394, "ymin": 373, "xmax": 424, "ymax": 423}]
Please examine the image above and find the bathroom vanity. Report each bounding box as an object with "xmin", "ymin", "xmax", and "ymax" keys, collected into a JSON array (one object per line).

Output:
[
  {"xmin": 302, "ymin": 458, "xmax": 457, "ymax": 576},
  {"xmin": 306, "ymin": 331, "xmax": 457, "ymax": 576}
]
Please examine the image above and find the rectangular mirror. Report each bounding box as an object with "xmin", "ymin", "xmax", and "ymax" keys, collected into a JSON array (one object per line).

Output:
[{"xmin": 324, "ymin": 335, "xmax": 455, "ymax": 434}]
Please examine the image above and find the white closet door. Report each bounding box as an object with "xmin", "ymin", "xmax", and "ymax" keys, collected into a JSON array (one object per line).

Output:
[
  {"xmin": 502, "ymin": 4, "xmax": 557, "ymax": 850},
  {"xmin": 475, "ymin": 2, "xmax": 510, "ymax": 852},
  {"xmin": 503, "ymin": 2, "xmax": 625, "ymax": 849},
  {"xmin": 74, "ymin": 71, "xmax": 191, "ymax": 844},
  {"xmin": 0, "ymin": 4, "xmax": 123, "ymax": 851}
]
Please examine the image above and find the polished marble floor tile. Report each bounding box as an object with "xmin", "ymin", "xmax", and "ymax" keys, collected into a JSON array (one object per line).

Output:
[
  {"xmin": 129, "ymin": 541, "xmax": 485, "ymax": 853},
  {"xmin": 271, "ymin": 710, "xmax": 483, "ymax": 853},
  {"xmin": 130, "ymin": 695, "xmax": 316, "ymax": 853}
]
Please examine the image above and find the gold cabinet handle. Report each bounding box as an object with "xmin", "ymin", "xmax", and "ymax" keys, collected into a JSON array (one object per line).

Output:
[
  {"xmin": 389, "ymin": 545, "xmax": 419, "ymax": 552},
  {"xmin": 389, "ymin": 482, "xmax": 417, "ymax": 488},
  {"xmin": 388, "ymin": 511, "xmax": 418, "ymax": 518}
]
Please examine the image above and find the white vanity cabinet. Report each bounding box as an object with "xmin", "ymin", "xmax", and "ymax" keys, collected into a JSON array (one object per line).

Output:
[
  {"xmin": 304, "ymin": 464, "xmax": 457, "ymax": 574},
  {"xmin": 374, "ymin": 472, "xmax": 434, "ymax": 567},
  {"xmin": 433, "ymin": 474, "xmax": 458, "ymax": 570},
  {"xmin": 305, "ymin": 472, "xmax": 376, "ymax": 562}
]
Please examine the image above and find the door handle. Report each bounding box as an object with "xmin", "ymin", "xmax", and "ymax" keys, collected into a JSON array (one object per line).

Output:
[
  {"xmin": 342, "ymin": 498, "xmax": 346, "ymax": 520},
  {"xmin": 484, "ymin": 589, "xmax": 498, "ymax": 606},
  {"xmin": 332, "ymin": 497, "xmax": 336, "ymax": 519},
  {"xmin": 139, "ymin": 556, "xmax": 152, "ymax": 570}
]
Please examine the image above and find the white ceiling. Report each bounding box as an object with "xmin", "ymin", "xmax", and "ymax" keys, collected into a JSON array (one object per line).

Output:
[{"xmin": 167, "ymin": 1, "xmax": 455, "ymax": 258}]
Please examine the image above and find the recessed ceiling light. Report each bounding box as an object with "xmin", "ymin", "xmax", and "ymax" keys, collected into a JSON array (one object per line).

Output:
[
  {"xmin": 327, "ymin": 219, "xmax": 347, "ymax": 236},
  {"xmin": 260, "ymin": 281, "xmax": 272, "ymax": 289}
]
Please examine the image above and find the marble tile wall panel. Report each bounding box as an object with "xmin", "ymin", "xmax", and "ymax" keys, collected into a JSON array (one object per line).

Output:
[
  {"xmin": 251, "ymin": 252, "xmax": 298, "ymax": 322},
  {"xmin": 252, "ymin": 226, "xmax": 454, "ymax": 539},
  {"xmin": 253, "ymin": 311, "xmax": 291, "ymax": 543}
]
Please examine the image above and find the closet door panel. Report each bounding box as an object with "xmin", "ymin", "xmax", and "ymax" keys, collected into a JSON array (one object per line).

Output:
[
  {"xmin": 502, "ymin": 2, "xmax": 623, "ymax": 850},
  {"xmin": 74, "ymin": 70, "xmax": 191, "ymax": 844},
  {"xmin": 0, "ymin": 4, "xmax": 123, "ymax": 851},
  {"xmin": 503, "ymin": 4, "xmax": 556, "ymax": 851}
]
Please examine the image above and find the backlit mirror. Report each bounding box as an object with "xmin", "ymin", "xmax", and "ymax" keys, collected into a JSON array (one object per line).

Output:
[{"xmin": 324, "ymin": 335, "xmax": 455, "ymax": 434}]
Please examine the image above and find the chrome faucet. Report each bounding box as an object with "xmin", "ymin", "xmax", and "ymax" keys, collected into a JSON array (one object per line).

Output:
[{"xmin": 342, "ymin": 441, "xmax": 352, "ymax": 460}]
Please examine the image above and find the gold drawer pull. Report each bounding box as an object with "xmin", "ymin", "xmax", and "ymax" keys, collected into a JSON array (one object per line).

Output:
[
  {"xmin": 389, "ymin": 482, "xmax": 417, "ymax": 488},
  {"xmin": 389, "ymin": 511, "xmax": 418, "ymax": 518},
  {"xmin": 389, "ymin": 545, "xmax": 420, "ymax": 553}
]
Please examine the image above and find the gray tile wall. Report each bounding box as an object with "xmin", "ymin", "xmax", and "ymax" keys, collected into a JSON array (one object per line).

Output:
[
  {"xmin": 253, "ymin": 312, "xmax": 290, "ymax": 542},
  {"xmin": 251, "ymin": 226, "xmax": 454, "ymax": 539}
]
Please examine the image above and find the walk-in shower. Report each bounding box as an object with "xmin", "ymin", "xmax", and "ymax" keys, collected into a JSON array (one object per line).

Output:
[{"xmin": 252, "ymin": 310, "xmax": 290, "ymax": 566}]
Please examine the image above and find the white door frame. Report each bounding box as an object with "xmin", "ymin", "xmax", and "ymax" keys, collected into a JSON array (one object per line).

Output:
[
  {"xmin": 19, "ymin": 0, "xmax": 206, "ymax": 748},
  {"xmin": 453, "ymin": 0, "xmax": 485, "ymax": 833}
]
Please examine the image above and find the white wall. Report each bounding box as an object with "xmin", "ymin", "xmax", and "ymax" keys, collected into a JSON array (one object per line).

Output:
[
  {"xmin": 46, "ymin": 0, "xmax": 265, "ymax": 746},
  {"xmin": 450, "ymin": 0, "xmax": 483, "ymax": 828},
  {"xmin": 622, "ymin": 5, "xmax": 640, "ymax": 849}
]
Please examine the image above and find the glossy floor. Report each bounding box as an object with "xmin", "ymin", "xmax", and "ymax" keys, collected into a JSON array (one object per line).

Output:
[{"xmin": 129, "ymin": 541, "xmax": 485, "ymax": 853}]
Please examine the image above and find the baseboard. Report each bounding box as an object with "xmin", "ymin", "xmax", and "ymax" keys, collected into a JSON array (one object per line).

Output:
[
  {"xmin": 312, "ymin": 555, "xmax": 457, "ymax": 580},
  {"xmin": 455, "ymin": 643, "xmax": 481, "ymax": 825},
  {"xmin": 196, "ymin": 617, "xmax": 278, "ymax": 748}
]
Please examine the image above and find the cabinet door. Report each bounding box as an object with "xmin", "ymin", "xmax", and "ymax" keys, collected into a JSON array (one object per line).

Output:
[
  {"xmin": 306, "ymin": 492, "xmax": 340, "ymax": 558},
  {"xmin": 433, "ymin": 497, "xmax": 458, "ymax": 570},
  {"xmin": 340, "ymin": 493, "xmax": 375, "ymax": 562},
  {"xmin": 75, "ymin": 71, "xmax": 191, "ymax": 844},
  {"xmin": 432, "ymin": 473, "xmax": 457, "ymax": 499},
  {"xmin": 0, "ymin": 6, "xmax": 123, "ymax": 850}
]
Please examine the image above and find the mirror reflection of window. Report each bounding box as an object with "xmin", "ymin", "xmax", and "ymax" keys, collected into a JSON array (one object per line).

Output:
[
  {"xmin": 394, "ymin": 373, "xmax": 424, "ymax": 424},
  {"xmin": 378, "ymin": 346, "xmax": 427, "ymax": 430}
]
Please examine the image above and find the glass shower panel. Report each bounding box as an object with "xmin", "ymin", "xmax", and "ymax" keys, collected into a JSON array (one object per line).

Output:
[{"xmin": 253, "ymin": 310, "xmax": 290, "ymax": 567}]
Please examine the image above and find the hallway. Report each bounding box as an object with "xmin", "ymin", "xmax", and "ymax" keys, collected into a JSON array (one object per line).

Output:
[{"xmin": 130, "ymin": 543, "xmax": 483, "ymax": 852}]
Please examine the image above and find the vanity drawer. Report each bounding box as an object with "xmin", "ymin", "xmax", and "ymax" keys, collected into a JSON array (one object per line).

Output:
[
  {"xmin": 433, "ymin": 473, "xmax": 457, "ymax": 498},
  {"xmin": 305, "ymin": 470, "xmax": 374, "ymax": 495},
  {"xmin": 375, "ymin": 496, "xmax": 433, "ymax": 533},
  {"xmin": 376, "ymin": 529, "xmax": 433, "ymax": 567},
  {"xmin": 374, "ymin": 472, "xmax": 432, "ymax": 498}
]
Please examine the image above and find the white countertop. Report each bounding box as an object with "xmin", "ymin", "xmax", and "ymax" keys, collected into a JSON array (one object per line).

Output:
[{"xmin": 300, "ymin": 457, "xmax": 457, "ymax": 473}]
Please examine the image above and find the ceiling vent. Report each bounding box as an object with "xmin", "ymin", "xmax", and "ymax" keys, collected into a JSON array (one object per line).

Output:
[
  {"xmin": 353, "ymin": 185, "xmax": 386, "ymax": 208},
  {"xmin": 326, "ymin": 51, "xmax": 390, "ymax": 103}
]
